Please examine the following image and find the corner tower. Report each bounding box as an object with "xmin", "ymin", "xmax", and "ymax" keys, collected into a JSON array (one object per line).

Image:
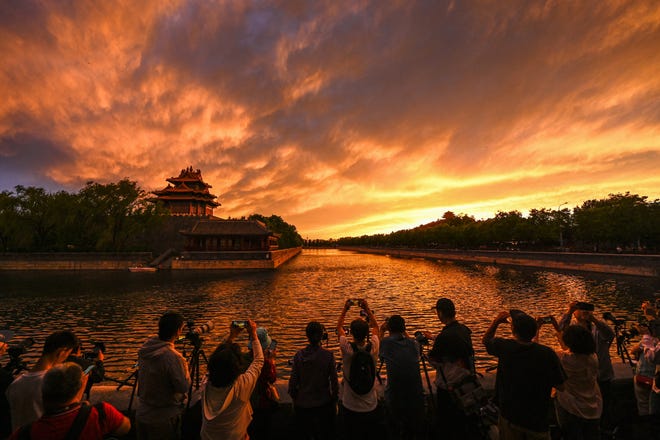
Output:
[{"xmin": 152, "ymin": 166, "xmax": 220, "ymax": 216}]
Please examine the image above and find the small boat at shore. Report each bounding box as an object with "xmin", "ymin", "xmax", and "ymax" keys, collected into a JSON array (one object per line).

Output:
[{"xmin": 128, "ymin": 266, "xmax": 157, "ymax": 273}]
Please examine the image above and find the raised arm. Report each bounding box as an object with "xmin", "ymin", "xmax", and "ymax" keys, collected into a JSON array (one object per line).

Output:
[
  {"xmin": 591, "ymin": 315, "xmax": 615, "ymax": 342},
  {"xmin": 558, "ymin": 302, "xmax": 577, "ymax": 331},
  {"xmin": 483, "ymin": 311, "xmax": 509, "ymax": 347},
  {"xmin": 360, "ymin": 299, "xmax": 379, "ymax": 337},
  {"xmin": 337, "ymin": 299, "xmax": 351, "ymax": 339}
]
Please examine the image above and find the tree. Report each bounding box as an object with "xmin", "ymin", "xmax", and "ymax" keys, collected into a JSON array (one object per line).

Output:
[{"xmin": 249, "ymin": 214, "xmax": 303, "ymax": 249}]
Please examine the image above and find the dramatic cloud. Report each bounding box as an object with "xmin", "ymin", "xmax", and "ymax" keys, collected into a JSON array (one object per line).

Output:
[{"xmin": 1, "ymin": 0, "xmax": 659, "ymax": 238}]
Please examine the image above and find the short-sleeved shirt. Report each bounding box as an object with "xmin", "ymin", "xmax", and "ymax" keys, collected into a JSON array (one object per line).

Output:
[
  {"xmin": 429, "ymin": 321, "xmax": 474, "ymax": 367},
  {"xmin": 288, "ymin": 345, "xmax": 338, "ymax": 408},
  {"xmin": 9, "ymin": 402, "xmax": 125, "ymax": 440},
  {"xmin": 555, "ymin": 351, "xmax": 602, "ymax": 420},
  {"xmin": 379, "ymin": 334, "xmax": 424, "ymax": 412},
  {"xmin": 5, "ymin": 370, "xmax": 47, "ymax": 429},
  {"xmin": 558, "ymin": 314, "xmax": 614, "ymax": 381},
  {"xmin": 339, "ymin": 335, "xmax": 380, "ymax": 412},
  {"xmin": 485, "ymin": 338, "xmax": 566, "ymax": 433}
]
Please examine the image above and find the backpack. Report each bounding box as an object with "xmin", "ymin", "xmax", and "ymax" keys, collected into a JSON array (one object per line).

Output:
[{"xmin": 347, "ymin": 342, "xmax": 375, "ymax": 395}]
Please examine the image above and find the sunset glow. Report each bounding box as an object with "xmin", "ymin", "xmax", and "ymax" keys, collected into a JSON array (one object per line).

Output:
[{"xmin": 1, "ymin": 1, "xmax": 659, "ymax": 238}]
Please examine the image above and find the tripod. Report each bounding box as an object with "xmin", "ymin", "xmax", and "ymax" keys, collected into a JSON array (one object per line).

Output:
[
  {"xmin": 418, "ymin": 345, "xmax": 436, "ymax": 412},
  {"xmin": 105, "ymin": 364, "xmax": 139, "ymax": 412},
  {"xmin": 610, "ymin": 321, "xmax": 635, "ymax": 369},
  {"xmin": 184, "ymin": 341, "xmax": 208, "ymax": 409}
]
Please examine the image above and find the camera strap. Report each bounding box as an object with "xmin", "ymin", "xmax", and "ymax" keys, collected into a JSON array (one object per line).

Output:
[
  {"xmin": 17, "ymin": 403, "xmax": 93, "ymax": 440},
  {"xmin": 65, "ymin": 402, "xmax": 93, "ymax": 440}
]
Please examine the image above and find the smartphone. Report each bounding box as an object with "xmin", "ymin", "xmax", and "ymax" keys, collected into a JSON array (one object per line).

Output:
[
  {"xmin": 541, "ymin": 316, "xmax": 554, "ymax": 324},
  {"xmin": 83, "ymin": 364, "xmax": 95, "ymax": 375},
  {"xmin": 231, "ymin": 320, "xmax": 248, "ymax": 329}
]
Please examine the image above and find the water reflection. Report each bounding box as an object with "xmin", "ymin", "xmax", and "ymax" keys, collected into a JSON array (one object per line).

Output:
[{"xmin": 0, "ymin": 249, "xmax": 658, "ymax": 381}]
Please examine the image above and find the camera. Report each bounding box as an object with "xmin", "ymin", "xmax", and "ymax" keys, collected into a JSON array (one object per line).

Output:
[
  {"xmin": 188, "ymin": 320, "xmax": 214, "ymax": 336},
  {"xmin": 184, "ymin": 320, "xmax": 214, "ymax": 348},
  {"xmin": 347, "ymin": 299, "xmax": 364, "ymax": 307},
  {"xmin": 231, "ymin": 320, "xmax": 248, "ymax": 329},
  {"xmin": 621, "ymin": 327, "xmax": 639, "ymax": 341},
  {"xmin": 540, "ymin": 316, "xmax": 554, "ymax": 324},
  {"xmin": 7, "ymin": 337, "xmax": 34, "ymax": 360},
  {"xmin": 414, "ymin": 331, "xmax": 429, "ymax": 346},
  {"xmin": 603, "ymin": 312, "xmax": 626, "ymax": 326},
  {"xmin": 82, "ymin": 341, "xmax": 106, "ymax": 360}
]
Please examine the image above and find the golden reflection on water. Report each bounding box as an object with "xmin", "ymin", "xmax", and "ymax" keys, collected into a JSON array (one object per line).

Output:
[{"xmin": 0, "ymin": 249, "xmax": 657, "ymax": 381}]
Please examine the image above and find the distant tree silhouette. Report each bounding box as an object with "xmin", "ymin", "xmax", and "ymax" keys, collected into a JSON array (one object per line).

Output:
[{"xmin": 337, "ymin": 193, "xmax": 659, "ymax": 253}]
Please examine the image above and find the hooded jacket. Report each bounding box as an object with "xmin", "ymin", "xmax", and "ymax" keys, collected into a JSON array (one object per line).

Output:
[
  {"xmin": 201, "ymin": 342, "xmax": 264, "ymax": 440},
  {"xmin": 136, "ymin": 337, "xmax": 190, "ymax": 421}
]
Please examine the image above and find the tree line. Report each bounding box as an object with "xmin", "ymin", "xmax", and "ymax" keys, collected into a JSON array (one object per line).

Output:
[
  {"xmin": 334, "ymin": 193, "xmax": 660, "ymax": 253},
  {"xmin": 0, "ymin": 180, "xmax": 303, "ymax": 252}
]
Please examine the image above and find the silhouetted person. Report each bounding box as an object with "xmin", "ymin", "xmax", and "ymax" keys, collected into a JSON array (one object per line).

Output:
[{"xmin": 289, "ymin": 321, "xmax": 339, "ymax": 439}]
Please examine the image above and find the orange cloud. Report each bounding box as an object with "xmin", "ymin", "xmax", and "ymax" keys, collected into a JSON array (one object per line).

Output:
[{"xmin": 1, "ymin": 0, "xmax": 658, "ymax": 238}]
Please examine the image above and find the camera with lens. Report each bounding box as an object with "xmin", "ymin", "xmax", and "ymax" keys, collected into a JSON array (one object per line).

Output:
[
  {"xmin": 7, "ymin": 337, "xmax": 34, "ymax": 361},
  {"xmin": 414, "ymin": 331, "xmax": 429, "ymax": 346},
  {"xmin": 4, "ymin": 337, "xmax": 35, "ymax": 376},
  {"xmin": 602, "ymin": 312, "xmax": 627, "ymax": 326},
  {"xmin": 82, "ymin": 341, "xmax": 106, "ymax": 360},
  {"xmin": 184, "ymin": 319, "xmax": 214, "ymax": 348},
  {"xmin": 620, "ymin": 326, "xmax": 639, "ymax": 341}
]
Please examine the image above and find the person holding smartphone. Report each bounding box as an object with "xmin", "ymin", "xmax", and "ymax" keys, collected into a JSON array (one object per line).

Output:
[{"xmin": 201, "ymin": 319, "xmax": 264, "ymax": 440}]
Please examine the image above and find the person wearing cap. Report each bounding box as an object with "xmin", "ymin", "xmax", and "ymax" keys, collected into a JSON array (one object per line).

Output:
[
  {"xmin": 379, "ymin": 314, "xmax": 424, "ymax": 439},
  {"xmin": 483, "ymin": 309, "xmax": 566, "ymax": 439},
  {"xmin": 247, "ymin": 327, "xmax": 278, "ymax": 439},
  {"xmin": 9, "ymin": 362, "xmax": 130, "ymax": 440},
  {"xmin": 558, "ymin": 301, "xmax": 614, "ymax": 431},
  {"xmin": 289, "ymin": 321, "xmax": 339, "ymax": 440},
  {"xmin": 423, "ymin": 298, "xmax": 474, "ymax": 438},
  {"xmin": 5, "ymin": 330, "xmax": 79, "ymax": 431}
]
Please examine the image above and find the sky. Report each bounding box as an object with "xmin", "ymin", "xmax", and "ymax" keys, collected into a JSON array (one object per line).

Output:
[{"xmin": 1, "ymin": 0, "xmax": 659, "ymax": 239}]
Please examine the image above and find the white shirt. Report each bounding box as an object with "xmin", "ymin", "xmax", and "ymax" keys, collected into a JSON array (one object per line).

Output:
[
  {"xmin": 339, "ymin": 335, "xmax": 380, "ymax": 412},
  {"xmin": 6, "ymin": 370, "xmax": 47, "ymax": 429}
]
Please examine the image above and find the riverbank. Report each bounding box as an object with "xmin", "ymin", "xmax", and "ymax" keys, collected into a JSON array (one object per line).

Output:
[
  {"xmin": 0, "ymin": 247, "xmax": 302, "ymax": 270},
  {"xmin": 340, "ymin": 246, "xmax": 660, "ymax": 277}
]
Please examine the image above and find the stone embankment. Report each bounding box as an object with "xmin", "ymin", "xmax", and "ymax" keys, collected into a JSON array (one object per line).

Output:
[
  {"xmin": 340, "ymin": 247, "xmax": 660, "ymax": 277},
  {"xmin": 0, "ymin": 247, "xmax": 302, "ymax": 270},
  {"xmin": 171, "ymin": 247, "xmax": 301, "ymax": 269},
  {"xmin": 0, "ymin": 252, "xmax": 152, "ymax": 270}
]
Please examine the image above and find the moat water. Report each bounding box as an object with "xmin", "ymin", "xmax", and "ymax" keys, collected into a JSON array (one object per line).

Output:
[{"xmin": 1, "ymin": 249, "xmax": 658, "ymax": 381}]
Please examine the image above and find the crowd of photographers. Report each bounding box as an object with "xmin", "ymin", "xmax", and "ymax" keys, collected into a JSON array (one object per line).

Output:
[{"xmin": 1, "ymin": 296, "xmax": 660, "ymax": 439}]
